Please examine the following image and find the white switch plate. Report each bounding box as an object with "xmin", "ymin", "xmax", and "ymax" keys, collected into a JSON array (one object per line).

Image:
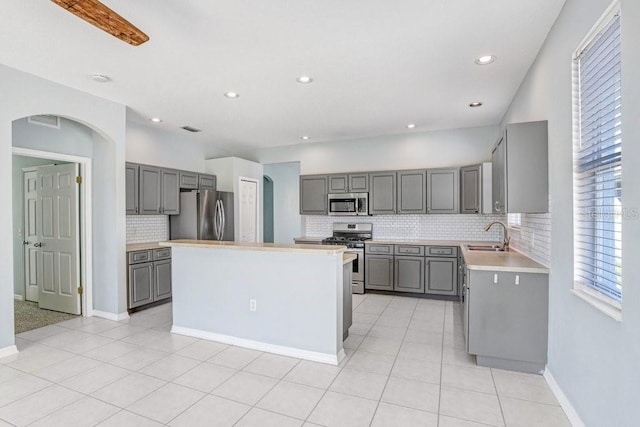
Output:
[{"xmin": 249, "ymin": 299, "xmax": 257, "ymax": 312}]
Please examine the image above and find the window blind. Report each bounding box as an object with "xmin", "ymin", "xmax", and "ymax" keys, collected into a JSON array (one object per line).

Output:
[{"xmin": 574, "ymin": 13, "xmax": 622, "ymax": 302}]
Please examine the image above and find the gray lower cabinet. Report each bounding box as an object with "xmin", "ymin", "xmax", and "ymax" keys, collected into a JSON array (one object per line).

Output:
[
  {"xmin": 425, "ymin": 257, "xmax": 458, "ymax": 295},
  {"xmin": 369, "ymin": 172, "xmax": 396, "ymax": 215},
  {"xmin": 492, "ymin": 120, "xmax": 548, "ymax": 213},
  {"xmin": 328, "ymin": 174, "xmax": 348, "ymax": 193},
  {"xmin": 154, "ymin": 259, "xmax": 172, "ymax": 301},
  {"xmin": 460, "ymin": 165, "xmax": 481, "ymax": 214},
  {"xmin": 427, "ymin": 168, "xmax": 459, "ymax": 214},
  {"xmin": 128, "ymin": 262, "xmax": 154, "ymax": 308},
  {"xmin": 465, "ymin": 268, "xmax": 549, "ymax": 373},
  {"xmin": 343, "ymin": 261, "xmax": 353, "ymax": 340},
  {"xmin": 128, "ymin": 248, "xmax": 172, "ymax": 310},
  {"xmin": 365, "ymin": 255, "xmax": 394, "ymax": 291},
  {"xmin": 125, "ymin": 163, "xmax": 139, "ymax": 215},
  {"xmin": 394, "ymin": 256, "xmax": 425, "ymax": 293},
  {"xmin": 397, "ymin": 170, "xmax": 426, "ymax": 214},
  {"xmin": 300, "ymin": 175, "xmax": 328, "ymax": 215}
]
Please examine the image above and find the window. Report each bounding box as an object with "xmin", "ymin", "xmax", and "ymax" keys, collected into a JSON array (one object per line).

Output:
[{"xmin": 573, "ymin": 3, "xmax": 622, "ymax": 307}]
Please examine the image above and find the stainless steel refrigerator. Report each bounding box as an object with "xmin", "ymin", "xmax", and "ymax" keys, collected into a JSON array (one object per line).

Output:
[{"xmin": 170, "ymin": 190, "xmax": 234, "ymax": 241}]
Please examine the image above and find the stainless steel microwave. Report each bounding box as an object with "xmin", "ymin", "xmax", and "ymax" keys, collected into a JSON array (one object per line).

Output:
[{"xmin": 328, "ymin": 193, "xmax": 369, "ymax": 216}]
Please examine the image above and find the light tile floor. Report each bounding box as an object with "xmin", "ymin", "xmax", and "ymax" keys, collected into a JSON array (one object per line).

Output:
[{"xmin": 0, "ymin": 294, "xmax": 571, "ymax": 426}]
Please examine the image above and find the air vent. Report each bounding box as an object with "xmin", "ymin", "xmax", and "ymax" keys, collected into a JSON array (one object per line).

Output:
[{"xmin": 27, "ymin": 115, "xmax": 60, "ymax": 129}]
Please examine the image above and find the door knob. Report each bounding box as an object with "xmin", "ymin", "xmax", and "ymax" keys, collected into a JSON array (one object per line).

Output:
[{"xmin": 23, "ymin": 241, "xmax": 30, "ymax": 246}]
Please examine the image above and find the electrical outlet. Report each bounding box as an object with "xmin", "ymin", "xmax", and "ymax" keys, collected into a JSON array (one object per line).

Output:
[{"xmin": 249, "ymin": 299, "xmax": 257, "ymax": 312}]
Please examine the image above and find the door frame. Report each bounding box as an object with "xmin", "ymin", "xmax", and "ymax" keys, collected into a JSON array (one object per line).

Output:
[{"xmin": 12, "ymin": 147, "xmax": 93, "ymax": 317}]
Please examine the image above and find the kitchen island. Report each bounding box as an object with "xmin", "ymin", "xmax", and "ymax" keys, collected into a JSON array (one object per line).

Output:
[{"xmin": 159, "ymin": 239, "xmax": 352, "ymax": 365}]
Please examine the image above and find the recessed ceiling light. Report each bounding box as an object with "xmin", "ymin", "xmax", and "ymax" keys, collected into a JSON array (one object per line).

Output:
[
  {"xmin": 469, "ymin": 102, "xmax": 483, "ymax": 107},
  {"xmin": 224, "ymin": 92, "xmax": 239, "ymax": 99},
  {"xmin": 475, "ymin": 55, "xmax": 496, "ymax": 65},
  {"xmin": 296, "ymin": 76, "xmax": 313, "ymax": 84},
  {"xmin": 406, "ymin": 123, "xmax": 416, "ymax": 129},
  {"xmin": 91, "ymin": 74, "xmax": 111, "ymax": 83},
  {"xmin": 301, "ymin": 136, "xmax": 310, "ymax": 140},
  {"xmin": 150, "ymin": 117, "xmax": 162, "ymax": 123}
]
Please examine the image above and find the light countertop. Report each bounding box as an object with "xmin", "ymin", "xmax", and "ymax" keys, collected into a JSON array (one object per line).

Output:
[
  {"xmin": 343, "ymin": 253, "xmax": 357, "ymax": 265},
  {"xmin": 293, "ymin": 236, "xmax": 327, "ymax": 243},
  {"xmin": 126, "ymin": 242, "xmax": 165, "ymax": 252},
  {"xmin": 160, "ymin": 239, "xmax": 346, "ymax": 255}
]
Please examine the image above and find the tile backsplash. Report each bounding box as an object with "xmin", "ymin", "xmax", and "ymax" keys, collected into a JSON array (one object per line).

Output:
[
  {"xmin": 126, "ymin": 215, "xmax": 169, "ymax": 243},
  {"xmin": 509, "ymin": 212, "xmax": 551, "ymax": 267},
  {"xmin": 304, "ymin": 214, "xmax": 508, "ymax": 242}
]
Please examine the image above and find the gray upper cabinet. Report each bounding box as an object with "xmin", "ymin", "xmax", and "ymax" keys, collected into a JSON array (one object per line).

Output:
[
  {"xmin": 369, "ymin": 171, "xmax": 396, "ymax": 215},
  {"xmin": 161, "ymin": 169, "xmax": 180, "ymax": 215},
  {"xmin": 300, "ymin": 175, "xmax": 328, "ymax": 215},
  {"xmin": 492, "ymin": 120, "xmax": 549, "ymax": 213},
  {"xmin": 397, "ymin": 170, "xmax": 427, "ymax": 214},
  {"xmin": 328, "ymin": 174, "xmax": 348, "ymax": 193},
  {"xmin": 125, "ymin": 163, "xmax": 139, "ymax": 215},
  {"xmin": 348, "ymin": 173, "xmax": 369, "ymax": 192},
  {"xmin": 460, "ymin": 165, "xmax": 481, "ymax": 214},
  {"xmin": 179, "ymin": 171, "xmax": 199, "ymax": 190},
  {"xmin": 139, "ymin": 165, "xmax": 162, "ymax": 215},
  {"xmin": 427, "ymin": 168, "xmax": 459, "ymax": 214},
  {"xmin": 199, "ymin": 174, "xmax": 216, "ymax": 190}
]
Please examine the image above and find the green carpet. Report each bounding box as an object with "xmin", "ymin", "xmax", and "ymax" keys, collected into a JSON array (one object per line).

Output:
[{"xmin": 14, "ymin": 300, "xmax": 78, "ymax": 334}]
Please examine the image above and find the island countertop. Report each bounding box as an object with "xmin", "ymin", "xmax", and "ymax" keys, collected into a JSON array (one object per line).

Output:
[{"xmin": 160, "ymin": 239, "xmax": 346, "ymax": 255}]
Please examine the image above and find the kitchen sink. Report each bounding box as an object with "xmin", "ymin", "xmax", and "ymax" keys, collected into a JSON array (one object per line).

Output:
[{"xmin": 466, "ymin": 244, "xmax": 508, "ymax": 252}]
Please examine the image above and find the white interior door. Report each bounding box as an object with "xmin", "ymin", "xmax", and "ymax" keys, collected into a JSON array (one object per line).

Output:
[
  {"xmin": 23, "ymin": 169, "xmax": 39, "ymax": 302},
  {"xmin": 239, "ymin": 177, "xmax": 258, "ymax": 243},
  {"xmin": 36, "ymin": 163, "xmax": 81, "ymax": 315}
]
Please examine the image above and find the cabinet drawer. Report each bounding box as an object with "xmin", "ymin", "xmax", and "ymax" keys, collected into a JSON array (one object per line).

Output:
[
  {"xmin": 128, "ymin": 250, "xmax": 152, "ymax": 264},
  {"xmin": 427, "ymin": 246, "xmax": 458, "ymax": 257},
  {"xmin": 153, "ymin": 248, "xmax": 172, "ymax": 260},
  {"xmin": 394, "ymin": 245, "xmax": 424, "ymax": 256},
  {"xmin": 366, "ymin": 244, "xmax": 393, "ymax": 255}
]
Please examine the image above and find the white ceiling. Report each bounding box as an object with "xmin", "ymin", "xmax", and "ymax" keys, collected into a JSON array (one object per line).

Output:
[{"xmin": 1, "ymin": 0, "xmax": 565, "ymax": 154}]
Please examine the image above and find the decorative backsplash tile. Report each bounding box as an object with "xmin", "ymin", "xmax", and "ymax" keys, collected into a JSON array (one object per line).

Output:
[
  {"xmin": 126, "ymin": 215, "xmax": 169, "ymax": 243},
  {"xmin": 304, "ymin": 213, "xmax": 508, "ymax": 242},
  {"xmin": 509, "ymin": 200, "xmax": 551, "ymax": 267}
]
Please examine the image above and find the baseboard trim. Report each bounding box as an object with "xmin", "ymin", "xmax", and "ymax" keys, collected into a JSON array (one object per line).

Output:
[
  {"xmin": 0, "ymin": 345, "xmax": 18, "ymax": 360},
  {"xmin": 544, "ymin": 369, "xmax": 585, "ymax": 427},
  {"xmin": 13, "ymin": 294, "xmax": 23, "ymax": 301},
  {"xmin": 92, "ymin": 310, "xmax": 130, "ymax": 321},
  {"xmin": 171, "ymin": 325, "xmax": 344, "ymax": 366}
]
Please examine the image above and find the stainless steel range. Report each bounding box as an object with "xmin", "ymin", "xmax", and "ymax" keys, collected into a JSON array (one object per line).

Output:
[{"xmin": 322, "ymin": 223, "xmax": 372, "ymax": 294}]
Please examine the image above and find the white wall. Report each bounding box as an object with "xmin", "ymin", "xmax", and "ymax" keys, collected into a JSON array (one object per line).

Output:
[
  {"xmin": 263, "ymin": 162, "xmax": 302, "ymax": 244},
  {"xmin": 205, "ymin": 157, "xmax": 264, "ymax": 242},
  {"xmin": 500, "ymin": 0, "xmax": 640, "ymax": 425},
  {"xmin": 254, "ymin": 126, "xmax": 499, "ymax": 174},
  {"xmin": 126, "ymin": 120, "xmax": 208, "ymax": 172},
  {"xmin": 0, "ymin": 64, "xmax": 127, "ymax": 351}
]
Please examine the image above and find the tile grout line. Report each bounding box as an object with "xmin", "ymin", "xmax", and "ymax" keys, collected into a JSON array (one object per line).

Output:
[
  {"xmin": 490, "ymin": 368, "xmax": 508, "ymax": 427},
  {"xmin": 436, "ymin": 301, "xmax": 448, "ymax": 427},
  {"xmin": 367, "ymin": 295, "xmax": 415, "ymax": 427}
]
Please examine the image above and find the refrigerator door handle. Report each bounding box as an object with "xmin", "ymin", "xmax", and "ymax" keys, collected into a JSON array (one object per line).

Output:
[
  {"xmin": 214, "ymin": 199, "xmax": 220, "ymax": 240},
  {"xmin": 218, "ymin": 200, "xmax": 224, "ymax": 240},
  {"xmin": 220, "ymin": 200, "xmax": 226, "ymax": 241}
]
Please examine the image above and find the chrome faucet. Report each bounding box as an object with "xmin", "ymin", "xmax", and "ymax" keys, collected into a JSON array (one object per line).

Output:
[{"xmin": 484, "ymin": 221, "xmax": 510, "ymax": 251}]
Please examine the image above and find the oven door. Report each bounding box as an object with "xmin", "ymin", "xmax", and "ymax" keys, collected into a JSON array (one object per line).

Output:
[{"xmin": 345, "ymin": 249, "xmax": 365, "ymax": 293}]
